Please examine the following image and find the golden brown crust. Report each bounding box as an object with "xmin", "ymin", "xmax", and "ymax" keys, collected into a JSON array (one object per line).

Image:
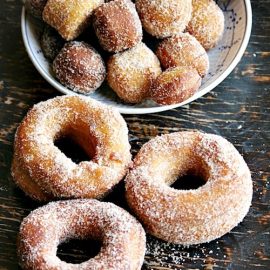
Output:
[
  {"xmin": 18, "ymin": 199, "xmax": 146, "ymax": 270},
  {"xmin": 53, "ymin": 41, "xmax": 106, "ymax": 94},
  {"xmin": 12, "ymin": 153, "xmax": 53, "ymax": 201},
  {"xmin": 125, "ymin": 131, "xmax": 253, "ymax": 245},
  {"xmin": 156, "ymin": 33, "xmax": 209, "ymax": 77},
  {"xmin": 93, "ymin": 0, "xmax": 142, "ymax": 52},
  {"xmin": 136, "ymin": 0, "xmax": 192, "ymax": 38},
  {"xmin": 43, "ymin": 0, "xmax": 104, "ymax": 40},
  {"xmin": 11, "ymin": 96, "xmax": 132, "ymax": 201},
  {"xmin": 150, "ymin": 66, "xmax": 202, "ymax": 105},
  {"xmin": 187, "ymin": 0, "xmax": 225, "ymax": 50},
  {"xmin": 107, "ymin": 42, "xmax": 162, "ymax": 103}
]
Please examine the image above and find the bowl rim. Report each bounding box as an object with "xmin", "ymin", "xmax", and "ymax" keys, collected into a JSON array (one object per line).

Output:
[{"xmin": 21, "ymin": 0, "xmax": 252, "ymax": 115}]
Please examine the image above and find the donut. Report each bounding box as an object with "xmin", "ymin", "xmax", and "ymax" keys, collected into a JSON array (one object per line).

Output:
[
  {"xmin": 93, "ymin": 0, "xmax": 142, "ymax": 53},
  {"xmin": 156, "ymin": 33, "xmax": 209, "ymax": 77},
  {"xmin": 18, "ymin": 199, "xmax": 146, "ymax": 270},
  {"xmin": 41, "ymin": 25, "xmax": 65, "ymax": 62},
  {"xmin": 43, "ymin": 0, "xmax": 104, "ymax": 40},
  {"xmin": 107, "ymin": 42, "xmax": 162, "ymax": 103},
  {"xmin": 150, "ymin": 66, "xmax": 202, "ymax": 105},
  {"xmin": 53, "ymin": 41, "xmax": 106, "ymax": 94},
  {"xmin": 187, "ymin": 0, "xmax": 225, "ymax": 50},
  {"xmin": 125, "ymin": 131, "xmax": 253, "ymax": 245},
  {"xmin": 11, "ymin": 96, "xmax": 131, "ymax": 201},
  {"xmin": 135, "ymin": 0, "xmax": 192, "ymax": 38},
  {"xmin": 25, "ymin": 0, "xmax": 48, "ymax": 19}
]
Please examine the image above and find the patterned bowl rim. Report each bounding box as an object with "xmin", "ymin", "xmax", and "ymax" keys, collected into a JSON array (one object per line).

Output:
[{"xmin": 21, "ymin": 0, "xmax": 252, "ymax": 115}]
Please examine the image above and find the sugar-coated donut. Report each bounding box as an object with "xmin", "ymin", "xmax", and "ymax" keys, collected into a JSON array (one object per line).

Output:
[
  {"xmin": 53, "ymin": 41, "xmax": 106, "ymax": 94},
  {"xmin": 25, "ymin": 0, "xmax": 48, "ymax": 19},
  {"xmin": 43, "ymin": 0, "xmax": 104, "ymax": 40},
  {"xmin": 136, "ymin": 0, "xmax": 192, "ymax": 38},
  {"xmin": 156, "ymin": 33, "xmax": 209, "ymax": 77},
  {"xmin": 150, "ymin": 66, "xmax": 202, "ymax": 105},
  {"xmin": 18, "ymin": 199, "xmax": 146, "ymax": 270},
  {"xmin": 125, "ymin": 131, "xmax": 253, "ymax": 245},
  {"xmin": 187, "ymin": 0, "xmax": 225, "ymax": 50},
  {"xmin": 41, "ymin": 25, "xmax": 65, "ymax": 62},
  {"xmin": 107, "ymin": 42, "xmax": 162, "ymax": 103},
  {"xmin": 93, "ymin": 0, "xmax": 142, "ymax": 52},
  {"xmin": 12, "ymin": 96, "xmax": 131, "ymax": 201}
]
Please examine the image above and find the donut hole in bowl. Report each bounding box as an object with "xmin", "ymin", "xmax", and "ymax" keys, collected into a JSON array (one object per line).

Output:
[
  {"xmin": 53, "ymin": 122, "xmax": 98, "ymax": 164},
  {"xmin": 57, "ymin": 238, "xmax": 102, "ymax": 264}
]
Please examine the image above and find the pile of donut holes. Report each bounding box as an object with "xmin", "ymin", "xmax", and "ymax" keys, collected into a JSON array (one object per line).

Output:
[{"xmin": 26, "ymin": 0, "xmax": 225, "ymax": 105}]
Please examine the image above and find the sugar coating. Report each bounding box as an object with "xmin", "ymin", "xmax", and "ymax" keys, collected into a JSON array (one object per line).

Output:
[
  {"xmin": 53, "ymin": 41, "xmax": 106, "ymax": 94},
  {"xmin": 125, "ymin": 131, "xmax": 253, "ymax": 245},
  {"xmin": 187, "ymin": 0, "xmax": 225, "ymax": 50},
  {"xmin": 43, "ymin": 0, "xmax": 104, "ymax": 40},
  {"xmin": 12, "ymin": 95, "xmax": 132, "ymax": 201},
  {"xmin": 41, "ymin": 25, "xmax": 65, "ymax": 62},
  {"xmin": 136, "ymin": 0, "xmax": 192, "ymax": 38},
  {"xmin": 156, "ymin": 33, "xmax": 209, "ymax": 77},
  {"xmin": 18, "ymin": 199, "xmax": 146, "ymax": 270},
  {"xmin": 93, "ymin": 0, "xmax": 142, "ymax": 52},
  {"xmin": 107, "ymin": 42, "xmax": 162, "ymax": 103},
  {"xmin": 25, "ymin": 0, "xmax": 48, "ymax": 19},
  {"xmin": 150, "ymin": 66, "xmax": 202, "ymax": 105}
]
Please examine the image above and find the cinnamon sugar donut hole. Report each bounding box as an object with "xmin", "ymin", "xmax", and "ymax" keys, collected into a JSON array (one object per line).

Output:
[
  {"xmin": 41, "ymin": 25, "xmax": 65, "ymax": 62},
  {"xmin": 135, "ymin": 0, "xmax": 192, "ymax": 38},
  {"xmin": 107, "ymin": 42, "xmax": 162, "ymax": 103},
  {"xmin": 18, "ymin": 199, "xmax": 146, "ymax": 270},
  {"xmin": 156, "ymin": 33, "xmax": 209, "ymax": 77},
  {"xmin": 150, "ymin": 66, "xmax": 202, "ymax": 105},
  {"xmin": 53, "ymin": 41, "xmax": 106, "ymax": 94},
  {"xmin": 125, "ymin": 131, "xmax": 253, "ymax": 245},
  {"xmin": 12, "ymin": 96, "xmax": 131, "ymax": 201},
  {"xmin": 43, "ymin": 0, "xmax": 104, "ymax": 40},
  {"xmin": 25, "ymin": 0, "xmax": 48, "ymax": 19},
  {"xmin": 93, "ymin": 0, "xmax": 142, "ymax": 52},
  {"xmin": 187, "ymin": 0, "xmax": 225, "ymax": 50}
]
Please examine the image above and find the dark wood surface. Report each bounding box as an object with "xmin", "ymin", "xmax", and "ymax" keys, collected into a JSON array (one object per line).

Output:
[{"xmin": 0, "ymin": 1, "xmax": 270, "ymax": 269}]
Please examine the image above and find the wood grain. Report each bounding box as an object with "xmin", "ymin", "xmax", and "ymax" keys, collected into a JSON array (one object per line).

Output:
[{"xmin": 0, "ymin": 0, "xmax": 269, "ymax": 269}]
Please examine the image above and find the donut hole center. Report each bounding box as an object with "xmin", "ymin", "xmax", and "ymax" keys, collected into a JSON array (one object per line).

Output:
[
  {"xmin": 54, "ymin": 136, "xmax": 90, "ymax": 164},
  {"xmin": 170, "ymin": 162, "xmax": 209, "ymax": 191},
  {"xmin": 57, "ymin": 238, "xmax": 102, "ymax": 264},
  {"xmin": 171, "ymin": 173, "xmax": 206, "ymax": 190},
  {"xmin": 54, "ymin": 126, "xmax": 97, "ymax": 164}
]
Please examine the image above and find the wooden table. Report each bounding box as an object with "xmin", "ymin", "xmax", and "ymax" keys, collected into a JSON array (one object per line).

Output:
[{"xmin": 0, "ymin": 1, "xmax": 269, "ymax": 269}]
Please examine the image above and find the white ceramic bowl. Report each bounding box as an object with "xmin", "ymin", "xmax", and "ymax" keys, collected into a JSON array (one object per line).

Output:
[{"xmin": 21, "ymin": 0, "xmax": 252, "ymax": 114}]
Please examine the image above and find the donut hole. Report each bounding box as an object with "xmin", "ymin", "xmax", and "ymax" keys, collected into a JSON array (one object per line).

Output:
[
  {"xmin": 171, "ymin": 173, "xmax": 206, "ymax": 190},
  {"xmin": 57, "ymin": 238, "xmax": 102, "ymax": 264},
  {"xmin": 170, "ymin": 162, "xmax": 210, "ymax": 191},
  {"xmin": 54, "ymin": 136, "xmax": 89, "ymax": 164},
  {"xmin": 54, "ymin": 126, "xmax": 98, "ymax": 164}
]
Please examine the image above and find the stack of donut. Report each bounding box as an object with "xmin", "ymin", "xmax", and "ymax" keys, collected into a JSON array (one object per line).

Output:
[
  {"xmin": 25, "ymin": 0, "xmax": 225, "ymax": 105},
  {"xmin": 14, "ymin": 96, "xmax": 146, "ymax": 270},
  {"xmin": 13, "ymin": 96, "xmax": 253, "ymax": 269}
]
